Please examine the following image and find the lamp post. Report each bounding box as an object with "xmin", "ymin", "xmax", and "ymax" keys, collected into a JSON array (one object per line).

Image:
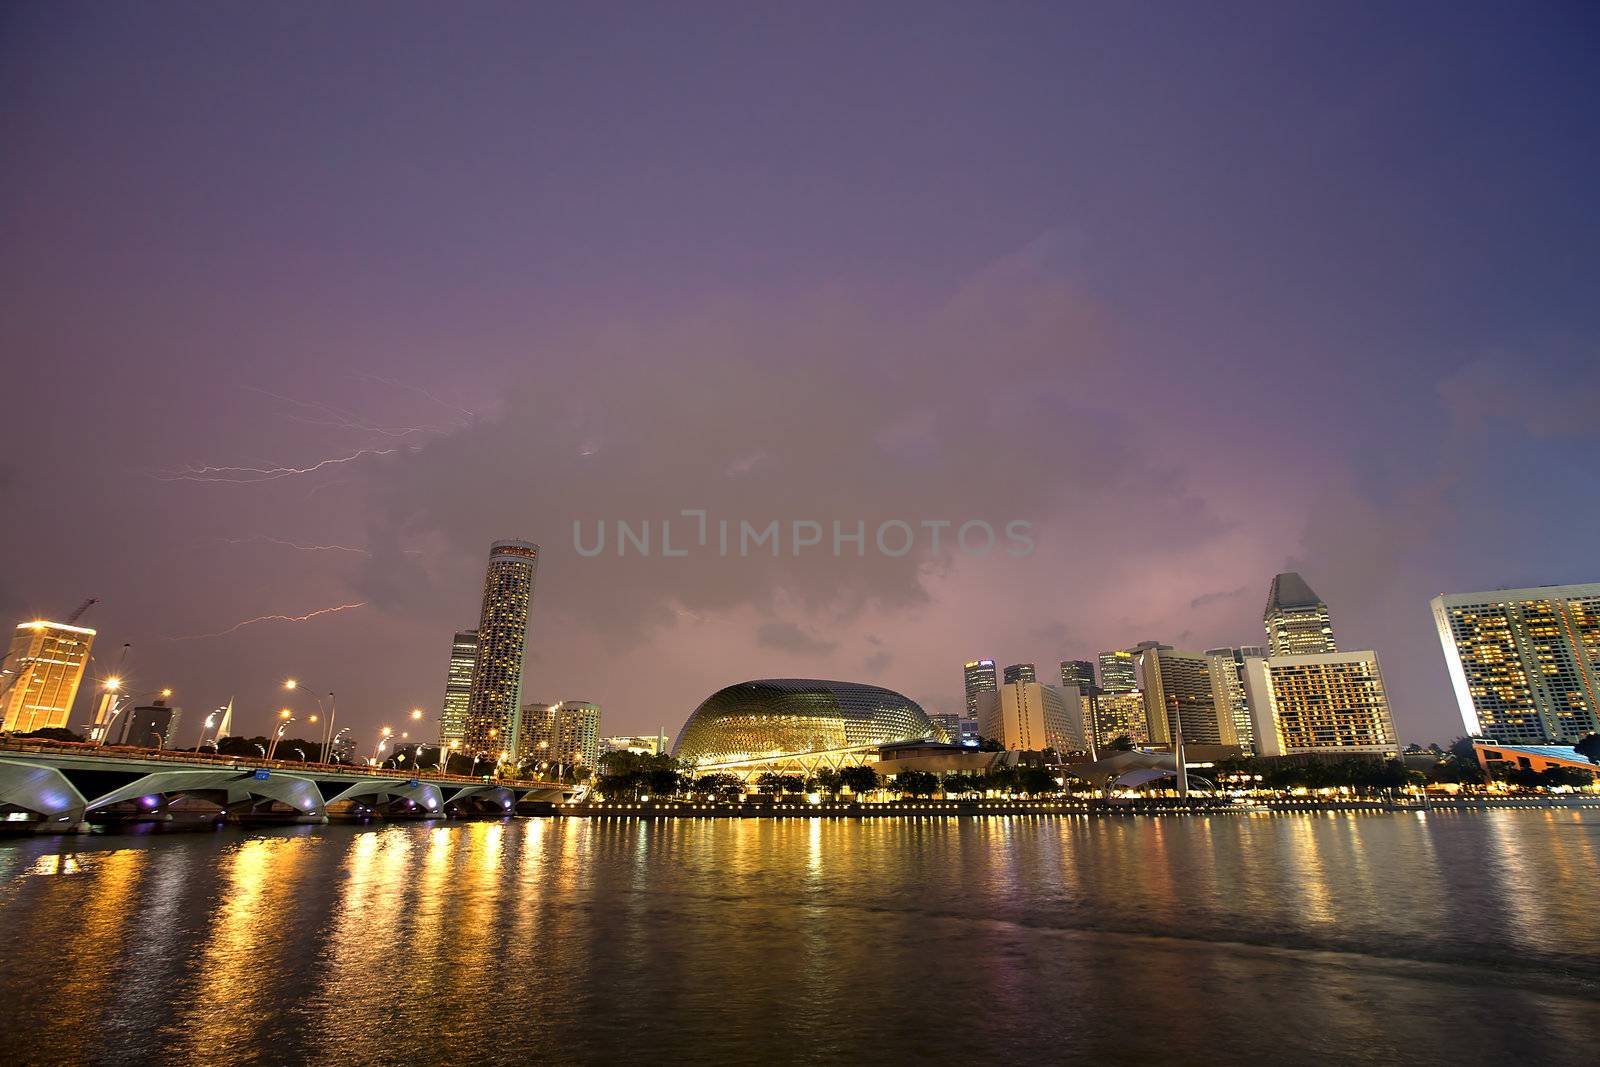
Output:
[
  {"xmin": 284, "ymin": 679, "xmax": 337, "ymax": 765},
  {"xmin": 92, "ymin": 683, "xmax": 172, "ymax": 747},
  {"xmin": 266, "ymin": 710, "xmax": 294, "ymax": 761}
]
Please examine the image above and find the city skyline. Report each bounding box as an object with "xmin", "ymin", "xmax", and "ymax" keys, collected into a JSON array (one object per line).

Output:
[{"xmin": 3, "ymin": 5, "xmax": 1598, "ymax": 748}]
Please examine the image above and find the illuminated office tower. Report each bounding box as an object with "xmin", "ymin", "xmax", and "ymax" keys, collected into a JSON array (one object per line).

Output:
[
  {"xmin": 438, "ymin": 629, "xmax": 478, "ymax": 745},
  {"xmin": 1059, "ymin": 660, "xmax": 1095, "ymax": 691},
  {"xmin": 1, "ymin": 620, "xmax": 95, "ymax": 734},
  {"xmin": 1430, "ymin": 583, "xmax": 1600, "ymax": 744},
  {"xmin": 1139, "ymin": 647, "xmax": 1233, "ymax": 747},
  {"xmin": 517, "ymin": 700, "xmax": 602, "ymax": 773},
  {"xmin": 976, "ymin": 682, "xmax": 1084, "ymax": 753},
  {"xmin": 1002, "ymin": 662, "xmax": 1037, "ymax": 685},
  {"xmin": 463, "ymin": 540, "xmax": 538, "ymax": 757},
  {"xmin": 1264, "ymin": 572, "xmax": 1337, "ymax": 656},
  {"xmin": 963, "ymin": 659, "xmax": 998, "ymax": 718},
  {"xmin": 929, "ymin": 711, "xmax": 962, "ymax": 743},
  {"xmin": 1243, "ymin": 651, "xmax": 1398, "ymax": 757},
  {"xmin": 1097, "ymin": 649, "xmax": 1139, "ymax": 693},
  {"xmin": 117, "ymin": 698, "xmax": 182, "ymax": 749},
  {"xmin": 1206, "ymin": 646, "xmax": 1266, "ymax": 754}
]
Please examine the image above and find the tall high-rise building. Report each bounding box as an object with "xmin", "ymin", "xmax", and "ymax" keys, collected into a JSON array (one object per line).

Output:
[
  {"xmin": 117, "ymin": 699, "xmax": 182, "ymax": 749},
  {"xmin": 928, "ymin": 711, "xmax": 962, "ymax": 744},
  {"xmin": 963, "ymin": 659, "xmax": 998, "ymax": 718},
  {"xmin": 1139, "ymin": 647, "xmax": 1234, "ymax": 747},
  {"xmin": 1059, "ymin": 660, "xmax": 1096, "ymax": 691},
  {"xmin": 438, "ymin": 629, "xmax": 478, "ymax": 745},
  {"xmin": 1431, "ymin": 583, "xmax": 1600, "ymax": 744},
  {"xmin": 1243, "ymin": 651, "xmax": 1398, "ymax": 757},
  {"xmin": 976, "ymin": 682, "xmax": 1084, "ymax": 753},
  {"xmin": 1205, "ymin": 646, "xmax": 1265, "ymax": 755},
  {"xmin": 517, "ymin": 700, "xmax": 602, "ymax": 772},
  {"xmin": 1264, "ymin": 572, "xmax": 1337, "ymax": 656},
  {"xmin": 1002, "ymin": 662, "xmax": 1037, "ymax": 685},
  {"xmin": 1097, "ymin": 649, "xmax": 1140, "ymax": 693},
  {"xmin": 463, "ymin": 540, "xmax": 538, "ymax": 757},
  {"xmin": 1, "ymin": 621, "xmax": 95, "ymax": 734}
]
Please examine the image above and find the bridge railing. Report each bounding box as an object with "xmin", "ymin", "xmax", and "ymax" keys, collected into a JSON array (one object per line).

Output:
[{"xmin": 0, "ymin": 737, "xmax": 561, "ymax": 789}]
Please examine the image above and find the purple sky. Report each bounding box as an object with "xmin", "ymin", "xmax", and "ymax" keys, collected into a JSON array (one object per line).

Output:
[{"xmin": 3, "ymin": 3, "xmax": 1597, "ymax": 747}]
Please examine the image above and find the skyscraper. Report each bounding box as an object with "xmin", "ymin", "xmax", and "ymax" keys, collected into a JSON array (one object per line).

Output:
[
  {"xmin": 1059, "ymin": 660, "xmax": 1096, "ymax": 691},
  {"xmin": 1431, "ymin": 583, "xmax": 1600, "ymax": 743},
  {"xmin": 1139, "ymin": 647, "xmax": 1234, "ymax": 747},
  {"xmin": 1002, "ymin": 662, "xmax": 1037, "ymax": 685},
  {"xmin": 1097, "ymin": 649, "xmax": 1139, "ymax": 693},
  {"xmin": 1206, "ymin": 646, "xmax": 1265, "ymax": 754},
  {"xmin": 438, "ymin": 629, "xmax": 478, "ymax": 745},
  {"xmin": 1, "ymin": 620, "xmax": 95, "ymax": 734},
  {"xmin": 463, "ymin": 540, "xmax": 538, "ymax": 757},
  {"xmin": 963, "ymin": 659, "xmax": 997, "ymax": 718},
  {"xmin": 1243, "ymin": 651, "xmax": 1398, "ymax": 757},
  {"xmin": 1264, "ymin": 572, "xmax": 1337, "ymax": 656},
  {"xmin": 117, "ymin": 698, "xmax": 182, "ymax": 749}
]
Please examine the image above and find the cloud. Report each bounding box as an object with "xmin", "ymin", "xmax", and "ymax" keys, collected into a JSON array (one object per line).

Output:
[
  {"xmin": 755, "ymin": 621, "xmax": 838, "ymax": 656},
  {"xmin": 1189, "ymin": 586, "xmax": 1246, "ymax": 609}
]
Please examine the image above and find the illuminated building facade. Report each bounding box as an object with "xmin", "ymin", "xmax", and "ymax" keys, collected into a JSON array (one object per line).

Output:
[
  {"xmin": 1206, "ymin": 646, "xmax": 1265, "ymax": 754},
  {"xmin": 1242, "ymin": 651, "xmax": 1398, "ymax": 757},
  {"xmin": 1084, "ymin": 689, "xmax": 1148, "ymax": 748},
  {"xmin": 1431, "ymin": 583, "xmax": 1600, "ymax": 743},
  {"xmin": 1264, "ymin": 572, "xmax": 1337, "ymax": 656},
  {"xmin": 963, "ymin": 659, "xmax": 997, "ymax": 718},
  {"xmin": 1139, "ymin": 647, "xmax": 1233, "ymax": 747},
  {"xmin": 463, "ymin": 540, "xmax": 538, "ymax": 756},
  {"xmin": 1059, "ymin": 660, "xmax": 1096, "ymax": 691},
  {"xmin": 518, "ymin": 700, "xmax": 602, "ymax": 771},
  {"xmin": 438, "ymin": 629, "xmax": 478, "ymax": 745},
  {"xmin": 976, "ymin": 681, "xmax": 1084, "ymax": 753},
  {"xmin": 674, "ymin": 679, "xmax": 938, "ymax": 769},
  {"xmin": 1002, "ymin": 662, "xmax": 1037, "ymax": 685},
  {"xmin": 1097, "ymin": 649, "xmax": 1139, "ymax": 693},
  {"xmin": 1, "ymin": 621, "xmax": 95, "ymax": 734}
]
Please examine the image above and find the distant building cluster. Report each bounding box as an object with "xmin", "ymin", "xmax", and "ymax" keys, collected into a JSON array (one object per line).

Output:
[{"xmin": 433, "ymin": 540, "xmax": 603, "ymax": 770}]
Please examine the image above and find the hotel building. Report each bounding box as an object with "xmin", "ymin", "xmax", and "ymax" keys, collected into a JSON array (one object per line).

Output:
[
  {"xmin": 1139, "ymin": 647, "xmax": 1234, "ymax": 747},
  {"xmin": 1, "ymin": 620, "xmax": 96, "ymax": 734},
  {"xmin": 1430, "ymin": 583, "xmax": 1600, "ymax": 744},
  {"xmin": 463, "ymin": 540, "xmax": 538, "ymax": 757},
  {"xmin": 1242, "ymin": 651, "xmax": 1398, "ymax": 757},
  {"xmin": 517, "ymin": 700, "xmax": 602, "ymax": 772},
  {"xmin": 1206, "ymin": 646, "xmax": 1265, "ymax": 754},
  {"xmin": 976, "ymin": 681, "xmax": 1084, "ymax": 754},
  {"xmin": 1083, "ymin": 689, "xmax": 1148, "ymax": 748}
]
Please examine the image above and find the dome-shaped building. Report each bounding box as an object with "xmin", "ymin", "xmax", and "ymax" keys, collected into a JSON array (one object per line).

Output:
[{"xmin": 673, "ymin": 679, "xmax": 943, "ymax": 768}]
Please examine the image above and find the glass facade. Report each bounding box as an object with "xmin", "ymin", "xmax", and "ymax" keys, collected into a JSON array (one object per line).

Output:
[
  {"xmin": 963, "ymin": 659, "xmax": 997, "ymax": 718},
  {"xmin": 1059, "ymin": 660, "xmax": 1095, "ymax": 691},
  {"xmin": 439, "ymin": 629, "xmax": 477, "ymax": 745},
  {"xmin": 1002, "ymin": 663, "xmax": 1037, "ymax": 685},
  {"xmin": 1097, "ymin": 650, "xmax": 1138, "ymax": 693},
  {"xmin": 674, "ymin": 679, "xmax": 940, "ymax": 765},
  {"xmin": 463, "ymin": 541, "xmax": 538, "ymax": 757},
  {"xmin": 1264, "ymin": 572, "xmax": 1337, "ymax": 656}
]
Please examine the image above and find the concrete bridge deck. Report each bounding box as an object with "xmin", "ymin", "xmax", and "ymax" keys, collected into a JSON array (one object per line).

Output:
[{"xmin": 0, "ymin": 739, "xmax": 571, "ymax": 832}]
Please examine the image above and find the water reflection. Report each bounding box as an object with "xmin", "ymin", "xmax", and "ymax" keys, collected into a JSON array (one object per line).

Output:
[{"xmin": 0, "ymin": 811, "xmax": 1596, "ymax": 1065}]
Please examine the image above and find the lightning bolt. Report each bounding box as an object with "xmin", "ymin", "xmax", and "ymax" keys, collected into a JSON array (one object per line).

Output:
[
  {"xmin": 169, "ymin": 602, "xmax": 367, "ymax": 641},
  {"xmin": 212, "ymin": 535, "xmax": 369, "ymax": 554},
  {"xmin": 241, "ymin": 386, "xmax": 442, "ymax": 438},
  {"xmin": 155, "ymin": 448, "xmax": 399, "ymax": 482},
  {"xmin": 351, "ymin": 373, "xmax": 478, "ymax": 421}
]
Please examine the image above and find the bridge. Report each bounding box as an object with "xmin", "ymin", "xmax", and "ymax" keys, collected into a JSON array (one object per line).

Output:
[{"xmin": 0, "ymin": 739, "xmax": 572, "ymax": 832}]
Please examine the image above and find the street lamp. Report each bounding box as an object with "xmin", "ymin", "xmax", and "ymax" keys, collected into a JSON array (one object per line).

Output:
[
  {"xmin": 285, "ymin": 678, "xmax": 338, "ymax": 765},
  {"xmin": 266, "ymin": 710, "xmax": 294, "ymax": 760}
]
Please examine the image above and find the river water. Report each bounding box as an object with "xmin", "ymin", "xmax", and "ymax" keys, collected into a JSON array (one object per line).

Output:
[{"xmin": 1, "ymin": 811, "xmax": 1596, "ymax": 1066}]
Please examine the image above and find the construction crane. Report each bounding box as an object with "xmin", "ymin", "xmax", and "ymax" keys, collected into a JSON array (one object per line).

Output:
[{"xmin": 65, "ymin": 598, "xmax": 99, "ymax": 626}]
